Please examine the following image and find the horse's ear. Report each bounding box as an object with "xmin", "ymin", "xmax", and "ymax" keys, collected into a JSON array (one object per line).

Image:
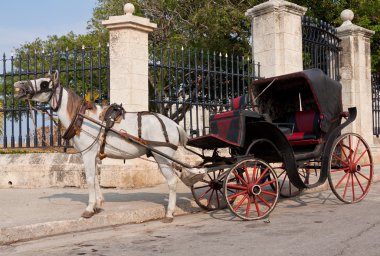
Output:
[
  {"xmin": 53, "ymin": 70, "xmax": 59, "ymax": 86},
  {"xmin": 47, "ymin": 70, "xmax": 52, "ymax": 78}
]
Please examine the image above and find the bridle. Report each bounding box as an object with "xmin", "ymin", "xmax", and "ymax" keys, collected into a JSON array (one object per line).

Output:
[
  {"xmin": 26, "ymin": 76, "xmax": 63, "ymax": 112},
  {"xmin": 25, "ymin": 76, "xmax": 97, "ymax": 155}
]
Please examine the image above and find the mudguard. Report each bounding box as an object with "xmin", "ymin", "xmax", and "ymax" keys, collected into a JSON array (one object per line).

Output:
[
  {"xmin": 318, "ymin": 107, "xmax": 357, "ymax": 185},
  {"xmin": 244, "ymin": 121, "xmax": 307, "ymax": 189}
]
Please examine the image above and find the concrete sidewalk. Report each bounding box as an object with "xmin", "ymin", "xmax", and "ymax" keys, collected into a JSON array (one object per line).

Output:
[
  {"xmin": 0, "ymin": 182, "xmax": 200, "ymax": 245},
  {"xmin": 1, "ymin": 165, "xmax": 379, "ymax": 246}
]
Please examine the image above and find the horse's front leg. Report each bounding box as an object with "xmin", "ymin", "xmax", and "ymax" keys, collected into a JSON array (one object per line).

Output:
[{"xmin": 81, "ymin": 150, "xmax": 98, "ymax": 218}]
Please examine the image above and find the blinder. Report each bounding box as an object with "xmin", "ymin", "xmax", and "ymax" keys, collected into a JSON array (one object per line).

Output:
[
  {"xmin": 25, "ymin": 77, "xmax": 59, "ymax": 102},
  {"xmin": 22, "ymin": 74, "xmax": 63, "ymax": 111}
]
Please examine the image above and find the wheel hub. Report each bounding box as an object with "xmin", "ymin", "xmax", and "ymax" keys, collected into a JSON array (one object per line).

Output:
[
  {"xmin": 210, "ymin": 180, "xmax": 223, "ymax": 190},
  {"xmin": 349, "ymin": 163, "xmax": 361, "ymax": 173},
  {"xmin": 250, "ymin": 185, "xmax": 262, "ymax": 196}
]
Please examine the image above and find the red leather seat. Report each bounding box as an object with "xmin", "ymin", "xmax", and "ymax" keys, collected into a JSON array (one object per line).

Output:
[
  {"xmin": 285, "ymin": 110, "xmax": 321, "ymax": 145},
  {"xmin": 231, "ymin": 95, "xmax": 247, "ymax": 110},
  {"xmin": 209, "ymin": 96, "xmax": 248, "ymax": 145}
]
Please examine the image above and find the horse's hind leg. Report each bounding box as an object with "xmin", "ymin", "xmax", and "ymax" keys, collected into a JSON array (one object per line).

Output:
[
  {"xmin": 94, "ymin": 157, "xmax": 104, "ymax": 211},
  {"xmin": 153, "ymin": 152, "xmax": 178, "ymax": 223}
]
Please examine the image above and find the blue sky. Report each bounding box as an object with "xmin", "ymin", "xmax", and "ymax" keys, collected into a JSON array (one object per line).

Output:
[{"xmin": 0, "ymin": 0, "xmax": 98, "ymax": 54}]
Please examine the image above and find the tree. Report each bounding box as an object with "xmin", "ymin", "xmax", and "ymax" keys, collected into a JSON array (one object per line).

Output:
[
  {"xmin": 89, "ymin": 0, "xmax": 268, "ymax": 56},
  {"xmin": 12, "ymin": 31, "xmax": 109, "ymax": 102},
  {"xmin": 291, "ymin": 0, "xmax": 380, "ymax": 71},
  {"xmin": 15, "ymin": 0, "xmax": 380, "ymax": 70}
]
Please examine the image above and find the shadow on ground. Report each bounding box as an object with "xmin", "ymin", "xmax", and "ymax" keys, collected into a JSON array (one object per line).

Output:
[{"xmin": 39, "ymin": 191, "xmax": 197, "ymax": 212}]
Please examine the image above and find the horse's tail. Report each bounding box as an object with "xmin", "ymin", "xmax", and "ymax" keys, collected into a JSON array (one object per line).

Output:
[{"xmin": 176, "ymin": 125, "xmax": 189, "ymax": 147}]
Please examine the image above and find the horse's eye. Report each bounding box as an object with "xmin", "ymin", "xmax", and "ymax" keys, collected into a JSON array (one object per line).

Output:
[{"xmin": 40, "ymin": 81, "xmax": 49, "ymax": 90}]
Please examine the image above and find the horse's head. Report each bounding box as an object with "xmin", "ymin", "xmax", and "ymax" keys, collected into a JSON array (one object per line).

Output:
[{"xmin": 14, "ymin": 70, "xmax": 60, "ymax": 103}]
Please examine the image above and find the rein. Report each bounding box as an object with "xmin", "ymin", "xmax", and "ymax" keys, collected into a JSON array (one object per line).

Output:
[
  {"xmin": 26, "ymin": 82, "xmax": 180, "ymax": 162},
  {"xmin": 26, "ymin": 101, "xmax": 159, "ymax": 164}
]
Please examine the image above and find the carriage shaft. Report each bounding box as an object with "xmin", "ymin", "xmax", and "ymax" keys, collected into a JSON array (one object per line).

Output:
[{"xmin": 78, "ymin": 113, "xmax": 195, "ymax": 169}]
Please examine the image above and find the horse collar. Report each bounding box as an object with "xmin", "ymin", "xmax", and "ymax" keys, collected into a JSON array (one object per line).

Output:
[{"xmin": 62, "ymin": 101, "xmax": 92, "ymax": 142}]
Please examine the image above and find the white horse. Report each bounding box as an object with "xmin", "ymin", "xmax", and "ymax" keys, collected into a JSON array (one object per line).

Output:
[{"xmin": 14, "ymin": 71, "xmax": 197, "ymax": 222}]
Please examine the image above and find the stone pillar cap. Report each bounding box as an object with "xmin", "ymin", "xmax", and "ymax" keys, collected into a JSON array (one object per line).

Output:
[
  {"xmin": 246, "ymin": 0, "xmax": 307, "ymax": 17},
  {"xmin": 337, "ymin": 9, "xmax": 375, "ymax": 38},
  {"xmin": 340, "ymin": 9, "xmax": 354, "ymax": 26},
  {"xmin": 124, "ymin": 3, "xmax": 135, "ymax": 15},
  {"xmin": 102, "ymin": 3, "xmax": 157, "ymax": 32}
]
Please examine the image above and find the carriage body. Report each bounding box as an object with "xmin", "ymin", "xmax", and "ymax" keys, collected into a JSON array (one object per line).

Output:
[{"xmin": 187, "ymin": 69, "xmax": 373, "ymax": 220}]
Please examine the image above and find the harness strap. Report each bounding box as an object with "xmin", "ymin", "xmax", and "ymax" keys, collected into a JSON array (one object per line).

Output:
[
  {"xmin": 136, "ymin": 111, "xmax": 178, "ymax": 153},
  {"xmin": 120, "ymin": 130, "xmax": 178, "ymax": 151},
  {"xmin": 98, "ymin": 103, "xmax": 126, "ymax": 159},
  {"xmin": 62, "ymin": 101, "xmax": 92, "ymax": 142},
  {"xmin": 50, "ymin": 86, "xmax": 64, "ymax": 112},
  {"xmin": 64, "ymin": 108, "xmax": 179, "ymax": 160},
  {"xmin": 138, "ymin": 111, "xmax": 170, "ymax": 143},
  {"xmin": 143, "ymin": 140, "xmax": 178, "ymax": 150}
]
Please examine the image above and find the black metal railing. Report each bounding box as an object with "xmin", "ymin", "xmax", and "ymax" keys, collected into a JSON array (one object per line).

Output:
[
  {"xmin": 302, "ymin": 16, "xmax": 341, "ymax": 81},
  {"xmin": 149, "ymin": 46, "xmax": 261, "ymax": 137},
  {"xmin": 372, "ymin": 72, "xmax": 380, "ymax": 137},
  {"xmin": 0, "ymin": 45, "xmax": 110, "ymax": 148}
]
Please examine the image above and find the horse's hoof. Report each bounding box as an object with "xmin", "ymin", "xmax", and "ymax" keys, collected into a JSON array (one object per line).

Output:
[
  {"xmin": 81, "ymin": 210, "xmax": 95, "ymax": 218},
  {"xmin": 162, "ymin": 217, "xmax": 174, "ymax": 223}
]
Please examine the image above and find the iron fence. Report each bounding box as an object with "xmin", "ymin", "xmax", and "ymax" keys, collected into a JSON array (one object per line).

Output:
[
  {"xmin": 302, "ymin": 16, "xmax": 341, "ymax": 81},
  {"xmin": 0, "ymin": 45, "xmax": 110, "ymax": 148},
  {"xmin": 148, "ymin": 46, "xmax": 261, "ymax": 137},
  {"xmin": 372, "ymin": 72, "xmax": 380, "ymax": 137}
]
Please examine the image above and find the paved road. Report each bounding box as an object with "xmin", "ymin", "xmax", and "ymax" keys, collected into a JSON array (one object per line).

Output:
[{"xmin": 2, "ymin": 183, "xmax": 380, "ymax": 256}]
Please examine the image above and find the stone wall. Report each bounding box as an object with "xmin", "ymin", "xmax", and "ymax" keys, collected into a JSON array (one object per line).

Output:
[{"xmin": 0, "ymin": 148, "xmax": 202, "ymax": 189}]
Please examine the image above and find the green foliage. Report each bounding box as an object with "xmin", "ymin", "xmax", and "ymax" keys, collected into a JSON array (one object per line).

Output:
[
  {"xmin": 88, "ymin": 0, "xmax": 380, "ymax": 68},
  {"xmin": 90, "ymin": 0, "xmax": 268, "ymax": 57},
  {"xmin": 291, "ymin": 0, "xmax": 380, "ymax": 71},
  {"xmin": 13, "ymin": 0, "xmax": 380, "ymax": 71},
  {"xmin": 12, "ymin": 39, "xmax": 109, "ymax": 102}
]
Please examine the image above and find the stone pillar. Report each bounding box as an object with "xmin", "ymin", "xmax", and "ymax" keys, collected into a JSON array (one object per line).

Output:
[
  {"xmin": 246, "ymin": 0, "xmax": 307, "ymax": 78},
  {"xmin": 337, "ymin": 10, "xmax": 375, "ymax": 145},
  {"xmin": 102, "ymin": 3, "xmax": 157, "ymax": 111}
]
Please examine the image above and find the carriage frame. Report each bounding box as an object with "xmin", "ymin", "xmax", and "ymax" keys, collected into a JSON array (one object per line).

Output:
[{"xmin": 182, "ymin": 68, "xmax": 374, "ymax": 220}]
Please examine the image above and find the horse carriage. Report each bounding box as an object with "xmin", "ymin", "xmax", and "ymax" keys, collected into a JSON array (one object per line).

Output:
[
  {"xmin": 185, "ymin": 68, "xmax": 373, "ymax": 220},
  {"xmin": 14, "ymin": 68, "xmax": 373, "ymax": 222}
]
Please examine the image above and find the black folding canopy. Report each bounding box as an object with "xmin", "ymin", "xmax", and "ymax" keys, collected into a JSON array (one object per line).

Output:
[{"xmin": 253, "ymin": 68, "xmax": 343, "ymax": 133}]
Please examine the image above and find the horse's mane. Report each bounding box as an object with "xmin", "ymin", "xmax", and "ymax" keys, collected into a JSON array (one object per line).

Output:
[{"xmin": 66, "ymin": 89, "xmax": 96, "ymax": 119}]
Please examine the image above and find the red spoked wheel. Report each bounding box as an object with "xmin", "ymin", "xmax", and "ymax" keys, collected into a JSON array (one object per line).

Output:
[
  {"xmin": 223, "ymin": 158, "xmax": 279, "ymax": 220},
  {"xmin": 191, "ymin": 168, "xmax": 227, "ymax": 210},
  {"xmin": 328, "ymin": 133, "xmax": 373, "ymax": 203}
]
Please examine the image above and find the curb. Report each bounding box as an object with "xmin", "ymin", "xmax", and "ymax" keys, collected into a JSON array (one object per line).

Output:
[
  {"xmin": 0, "ymin": 200, "xmax": 201, "ymax": 246},
  {"xmin": 2, "ymin": 171, "xmax": 379, "ymax": 246}
]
